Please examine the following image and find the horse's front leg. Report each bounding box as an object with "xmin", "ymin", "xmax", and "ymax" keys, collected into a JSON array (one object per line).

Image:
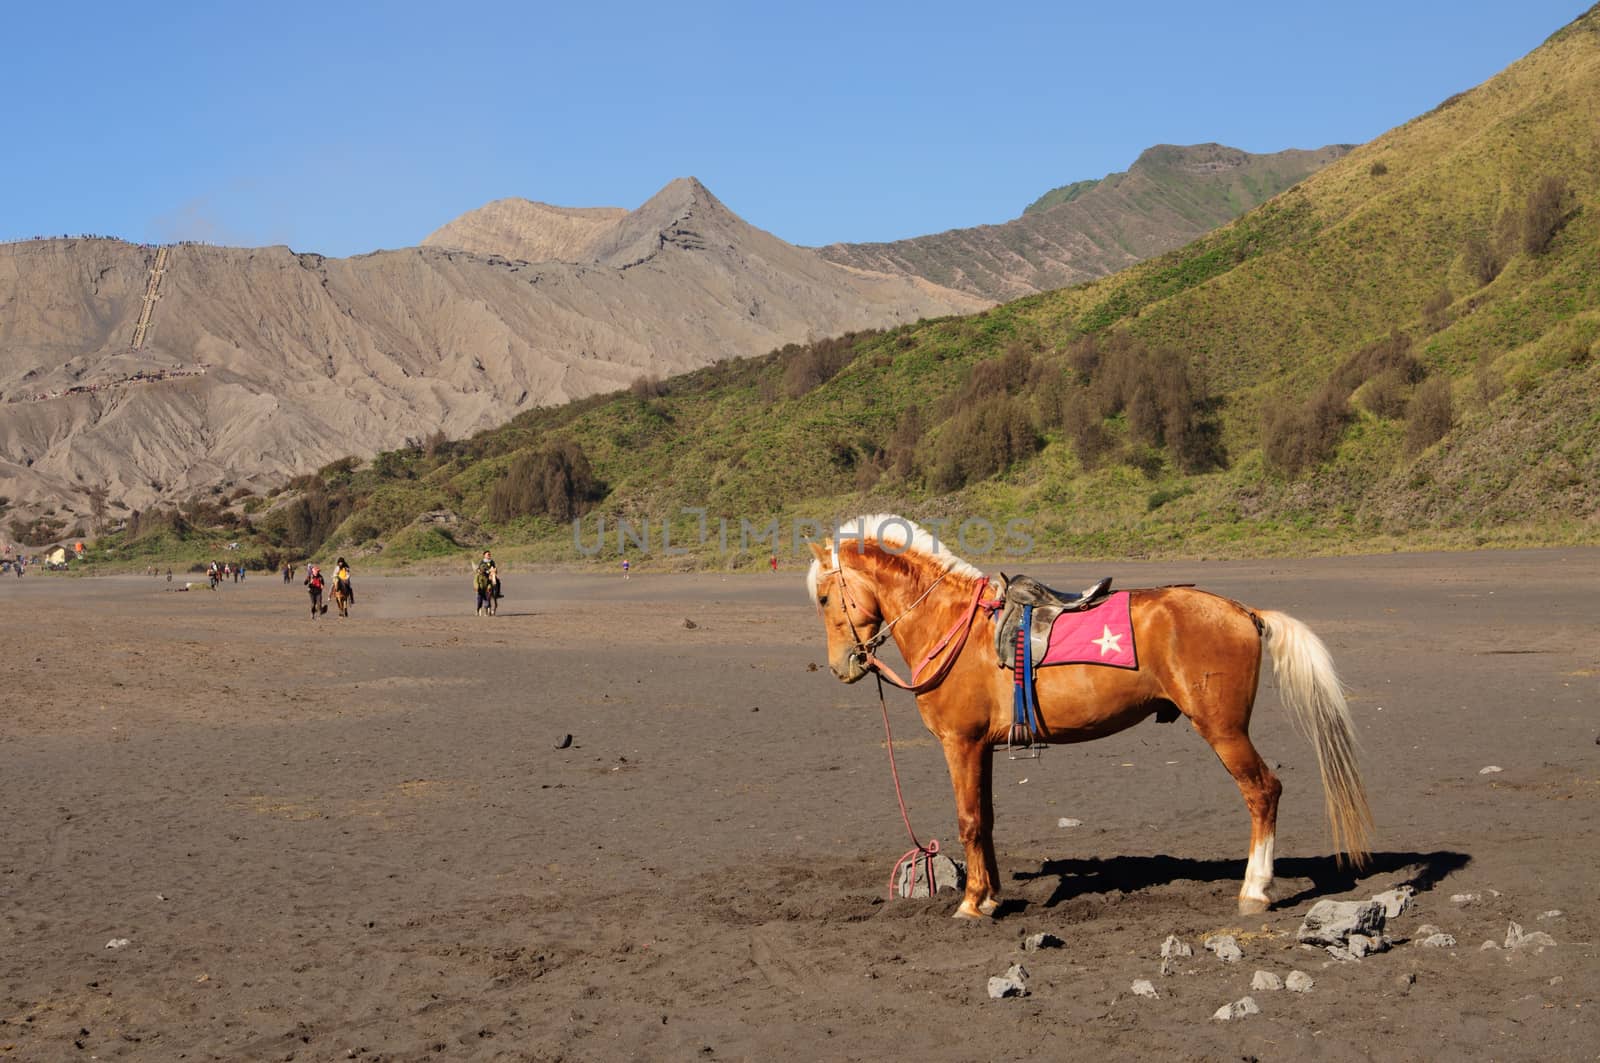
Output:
[{"xmin": 941, "ymin": 736, "xmax": 999, "ymax": 918}]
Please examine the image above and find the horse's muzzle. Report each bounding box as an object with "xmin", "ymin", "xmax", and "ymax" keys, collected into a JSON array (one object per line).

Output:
[{"xmin": 831, "ymin": 650, "xmax": 869, "ymax": 684}]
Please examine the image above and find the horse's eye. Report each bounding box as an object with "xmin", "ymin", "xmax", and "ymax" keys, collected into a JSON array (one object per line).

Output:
[{"xmin": 818, "ymin": 595, "xmax": 829, "ymax": 607}]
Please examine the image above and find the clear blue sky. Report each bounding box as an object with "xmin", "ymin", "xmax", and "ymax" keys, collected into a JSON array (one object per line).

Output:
[{"xmin": 2, "ymin": 1, "xmax": 1586, "ymax": 256}]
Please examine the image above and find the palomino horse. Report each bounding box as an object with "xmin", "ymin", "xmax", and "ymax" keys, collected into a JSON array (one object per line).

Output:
[{"xmin": 807, "ymin": 515, "xmax": 1372, "ymax": 919}]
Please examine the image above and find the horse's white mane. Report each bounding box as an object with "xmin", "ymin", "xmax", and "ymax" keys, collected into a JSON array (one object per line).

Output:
[{"xmin": 805, "ymin": 513, "xmax": 984, "ymax": 602}]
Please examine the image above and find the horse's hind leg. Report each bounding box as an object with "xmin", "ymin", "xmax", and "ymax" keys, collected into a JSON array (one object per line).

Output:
[{"xmin": 1194, "ymin": 719, "xmax": 1282, "ymax": 914}]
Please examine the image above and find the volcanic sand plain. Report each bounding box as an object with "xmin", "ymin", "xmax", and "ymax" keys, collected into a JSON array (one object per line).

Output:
[{"xmin": 1, "ymin": 551, "xmax": 1596, "ymax": 1060}]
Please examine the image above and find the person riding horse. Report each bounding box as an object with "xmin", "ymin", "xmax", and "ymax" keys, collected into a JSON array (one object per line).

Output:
[{"xmin": 333, "ymin": 557, "xmax": 354, "ymax": 604}]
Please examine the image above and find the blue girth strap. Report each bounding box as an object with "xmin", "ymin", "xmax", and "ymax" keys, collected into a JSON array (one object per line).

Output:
[{"xmin": 1011, "ymin": 604, "xmax": 1044, "ymax": 745}]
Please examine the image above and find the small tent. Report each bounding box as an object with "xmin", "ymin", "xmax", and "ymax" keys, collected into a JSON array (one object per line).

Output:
[{"xmin": 45, "ymin": 546, "xmax": 69, "ymax": 567}]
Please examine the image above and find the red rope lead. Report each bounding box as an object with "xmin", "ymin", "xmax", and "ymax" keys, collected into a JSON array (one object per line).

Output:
[{"xmin": 877, "ymin": 674, "xmax": 942, "ymax": 899}]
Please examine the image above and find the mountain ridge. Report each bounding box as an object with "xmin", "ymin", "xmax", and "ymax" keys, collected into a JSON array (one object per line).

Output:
[
  {"xmin": 817, "ymin": 143, "xmax": 1352, "ymax": 301},
  {"xmin": 0, "ymin": 177, "xmax": 986, "ymax": 526}
]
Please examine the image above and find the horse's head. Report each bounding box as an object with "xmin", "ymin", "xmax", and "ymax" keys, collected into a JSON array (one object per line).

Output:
[{"xmin": 806, "ymin": 540, "xmax": 883, "ymax": 683}]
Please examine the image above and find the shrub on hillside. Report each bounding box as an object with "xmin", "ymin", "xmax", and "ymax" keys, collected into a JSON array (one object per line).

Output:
[
  {"xmin": 1360, "ymin": 368, "xmax": 1412, "ymax": 419},
  {"xmin": 1521, "ymin": 175, "xmax": 1572, "ymax": 255},
  {"xmin": 270, "ymin": 486, "xmax": 353, "ymax": 554},
  {"xmin": 781, "ymin": 334, "xmax": 868, "ymax": 399},
  {"xmin": 928, "ymin": 394, "xmax": 1040, "ymax": 491},
  {"xmin": 1463, "ymin": 234, "xmax": 1498, "ymax": 287},
  {"xmin": 1263, "ymin": 383, "xmax": 1350, "ymax": 477},
  {"xmin": 630, "ymin": 374, "xmax": 669, "ymax": 399},
  {"xmin": 487, "ymin": 440, "xmax": 605, "ymax": 523},
  {"xmin": 1405, "ymin": 377, "xmax": 1454, "ymax": 454},
  {"xmin": 1369, "ymin": 161, "xmax": 1388, "ymax": 177},
  {"xmin": 1422, "ymin": 287, "xmax": 1453, "ymax": 333},
  {"xmin": 885, "ymin": 406, "xmax": 924, "ymax": 480},
  {"xmin": 1331, "ymin": 330, "xmax": 1422, "ymax": 393},
  {"xmin": 125, "ymin": 507, "xmax": 190, "ymax": 540}
]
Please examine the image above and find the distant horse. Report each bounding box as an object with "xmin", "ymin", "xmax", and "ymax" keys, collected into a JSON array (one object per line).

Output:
[
  {"xmin": 806, "ymin": 515, "xmax": 1372, "ymax": 920},
  {"xmin": 332, "ymin": 579, "xmax": 352, "ymax": 618}
]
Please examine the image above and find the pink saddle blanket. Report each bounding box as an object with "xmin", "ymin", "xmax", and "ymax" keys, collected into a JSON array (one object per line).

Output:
[{"xmin": 1038, "ymin": 591, "xmax": 1138, "ymax": 670}]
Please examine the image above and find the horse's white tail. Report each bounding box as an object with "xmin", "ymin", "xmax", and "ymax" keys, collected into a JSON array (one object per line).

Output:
[{"xmin": 1257, "ymin": 610, "xmax": 1373, "ymax": 868}]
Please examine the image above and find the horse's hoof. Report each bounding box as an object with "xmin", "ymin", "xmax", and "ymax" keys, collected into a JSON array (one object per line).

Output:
[
  {"xmin": 1238, "ymin": 895, "xmax": 1270, "ymax": 916},
  {"xmin": 955, "ymin": 897, "xmax": 999, "ymax": 920}
]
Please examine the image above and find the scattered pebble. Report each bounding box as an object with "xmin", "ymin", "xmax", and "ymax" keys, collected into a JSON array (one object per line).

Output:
[
  {"xmin": 1057, "ymin": 818, "xmax": 1083, "ymax": 828},
  {"xmin": 104, "ymin": 938, "xmax": 130, "ymax": 950},
  {"xmin": 1160, "ymin": 934, "xmax": 1192, "ymax": 959},
  {"xmin": 1478, "ymin": 765, "xmax": 1503, "ymax": 774},
  {"xmin": 555, "ymin": 734, "xmax": 573, "ymax": 749},
  {"xmin": 1416, "ymin": 924, "xmax": 1442, "ymax": 936},
  {"xmin": 1285, "ymin": 971, "xmax": 1314, "ymax": 993},
  {"xmin": 1204, "ymin": 934, "xmax": 1243, "ymax": 964},
  {"xmin": 1538, "ymin": 910, "xmax": 1564, "ymax": 920},
  {"xmin": 1211, "ymin": 996, "xmax": 1260, "ymax": 1021},
  {"xmin": 1480, "ymin": 940, "xmax": 1501, "ymax": 951},
  {"xmin": 1022, "ymin": 932, "xmax": 1063, "ymax": 952},
  {"xmin": 1394, "ymin": 972, "xmax": 1417, "ymax": 994},
  {"xmin": 1251, "ymin": 970, "xmax": 1284, "ymax": 992},
  {"xmin": 682, "ymin": 618, "xmax": 697, "ymax": 629},
  {"xmin": 1131, "ymin": 979, "xmax": 1159, "ymax": 1000},
  {"xmin": 806, "ymin": 662, "xmax": 819, "ymax": 672},
  {"xmin": 987, "ymin": 963, "xmax": 1029, "ymax": 999},
  {"xmin": 1420, "ymin": 933, "xmax": 1457, "ymax": 948},
  {"xmin": 1450, "ymin": 892, "xmax": 1480, "ymax": 905}
]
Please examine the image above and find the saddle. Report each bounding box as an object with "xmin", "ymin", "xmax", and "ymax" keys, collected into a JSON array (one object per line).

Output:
[{"xmin": 993, "ymin": 574, "xmax": 1114, "ymax": 667}]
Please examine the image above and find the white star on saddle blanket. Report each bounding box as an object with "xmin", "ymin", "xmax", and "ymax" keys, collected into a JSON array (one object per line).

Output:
[{"xmin": 1091, "ymin": 625, "xmax": 1124, "ymax": 657}]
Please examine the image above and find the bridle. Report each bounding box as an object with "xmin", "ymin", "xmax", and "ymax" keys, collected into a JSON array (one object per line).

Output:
[{"xmin": 825, "ymin": 545, "xmax": 993, "ymax": 694}]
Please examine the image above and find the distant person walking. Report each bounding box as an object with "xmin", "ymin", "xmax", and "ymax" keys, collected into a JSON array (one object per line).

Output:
[
  {"xmin": 474, "ymin": 551, "xmax": 496, "ymax": 616},
  {"xmin": 622, "ymin": 557, "xmax": 630, "ymax": 580},
  {"xmin": 770, "ymin": 554, "xmax": 778, "ymax": 573},
  {"xmin": 305, "ymin": 564, "xmax": 326, "ymax": 618}
]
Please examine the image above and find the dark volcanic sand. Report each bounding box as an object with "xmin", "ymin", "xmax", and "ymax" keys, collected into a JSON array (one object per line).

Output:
[{"xmin": 1, "ymin": 552, "xmax": 1596, "ymax": 1061}]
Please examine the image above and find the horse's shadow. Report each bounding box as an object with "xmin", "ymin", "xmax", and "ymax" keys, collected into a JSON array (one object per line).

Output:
[{"xmin": 1008, "ymin": 849, "xmax": 1471, "ymax": 913}]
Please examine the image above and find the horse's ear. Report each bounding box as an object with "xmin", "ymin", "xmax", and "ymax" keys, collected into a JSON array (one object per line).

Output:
[{"xmin": 807, "ymin": 540, "xmax": 828, "ymax": 562}]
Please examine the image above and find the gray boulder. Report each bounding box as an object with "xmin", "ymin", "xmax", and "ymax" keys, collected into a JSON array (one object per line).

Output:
[
  {"xmin": 1297, "ymin": 899, "xmax": 1386, "ymax": 947},
  {"xmin": 1211, "ymin": 996, "xmax": 1261, "ymax": 1021},
  {"xmin": 1251, "ymin": 970, "xmax": 1284, "ymax": 992},
  {"xmin": 1505, "ymin": 922, "xmax": 1557, "ymax": 951},
  {"xmin": 1204, "ymin": 934, "xmax": 1243, "ymax": 964},
  {"xmin": 895, "ymin": 853, "xmax": 966, "ymax": 899}
]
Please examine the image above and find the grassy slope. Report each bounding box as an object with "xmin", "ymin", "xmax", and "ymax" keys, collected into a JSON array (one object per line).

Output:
[{"xmin": 95, "ymin": 6, "xmax": 1600, "ymax": 571}]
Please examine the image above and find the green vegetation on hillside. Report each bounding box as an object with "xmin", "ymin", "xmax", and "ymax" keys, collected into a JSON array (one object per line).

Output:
[{"xmin": 99, "ymin": 4, "xmax": 1600, "ymax": 570}]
